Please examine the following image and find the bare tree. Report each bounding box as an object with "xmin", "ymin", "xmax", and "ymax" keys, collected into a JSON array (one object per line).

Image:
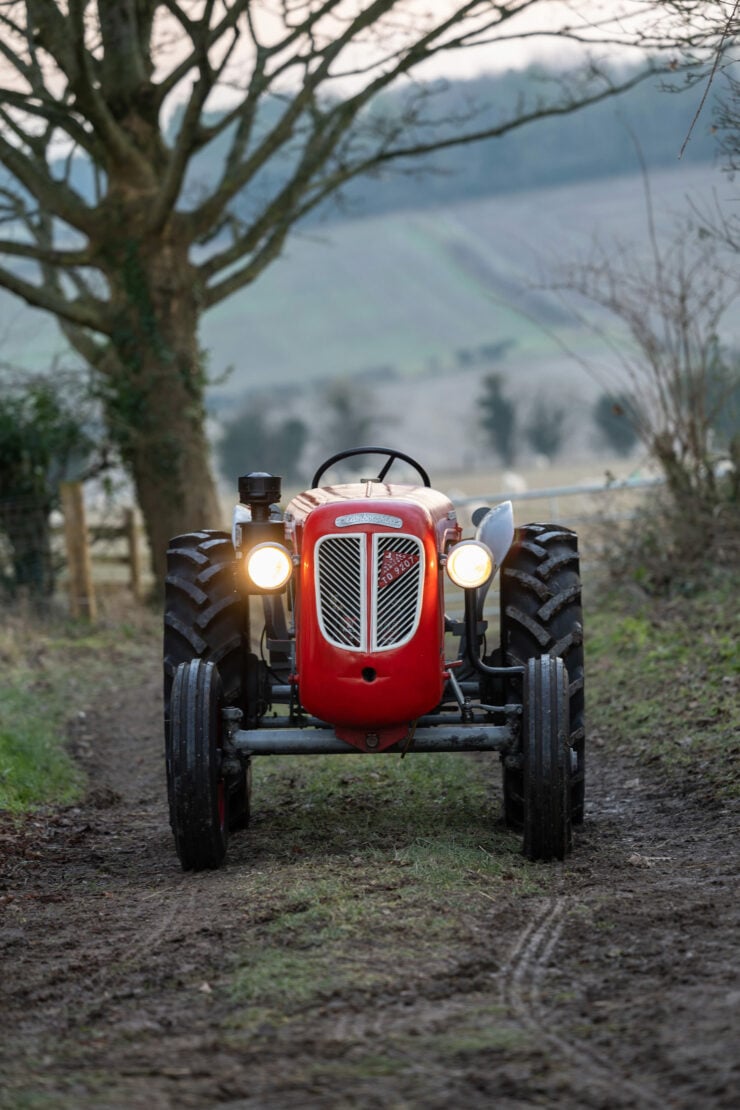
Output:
[
  {"xmin": 0, "ymin": 2, "xmax": 675, "ymax": 579},
  {"xmin": 525, "ymin": 394, "xmax": 567, "ymax": 461},
  {"xmin": 322, "ymin": 379, "xmax": 381, "ymax": 466},
  {"xmin": 657, "ymin": 0, "xmax": 740, "ymax": 152},
  {"xmin": 554, "ymin": 206, "xmax": 740, "ymax": 509}
]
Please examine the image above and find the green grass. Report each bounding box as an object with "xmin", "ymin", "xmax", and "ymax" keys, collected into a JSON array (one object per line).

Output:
[
  {"xmin": 223, "ymin": 576, "xmax": 735, "ymax": 1084},
  {"xmin": 0, "ymin": 684, "xmax": 84, "ymax": 810},
  {"xmin": 4, "ymin": 573, "xmax": 737, "ymax": 1076},
  {"xmin": 0, "ymin": 602, "xmax": 157, "ymax": 813},
  {"xmin": 224, "ymin": 751, "xmax": 538, "ymax": 1025},
  {"xmin": 587, "ymin": 580, "xmax": 740, "ymax": 799},
  {"xmin": 197, "ymin": 163, "xmax": 719, "ymax": 392},
  {"xmin": 226, "ymin": 580, "xmax": 738, "ymax": 1043}
]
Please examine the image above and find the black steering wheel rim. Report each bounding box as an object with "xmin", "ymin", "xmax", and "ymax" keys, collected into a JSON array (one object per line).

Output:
[{"xmin": 311, "ymin": 447, "xmax": 431, "ymax": 489}]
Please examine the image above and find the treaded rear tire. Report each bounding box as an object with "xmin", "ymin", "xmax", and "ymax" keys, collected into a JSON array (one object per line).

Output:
[
  {"xmin": 163, "ymin": 530, "xmax": 249, "ymax": 829},
  {"xmin": 500, "ymin": 523, "xmax": 585, "ymax": 827},
  {"xmin": 168, "ymin": 660, "xmax": 229, "ymax": 871}
]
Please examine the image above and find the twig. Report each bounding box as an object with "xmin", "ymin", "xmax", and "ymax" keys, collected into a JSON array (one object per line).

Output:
[{"xmin": 680, "ymin": 0, "xmax": 739, "ymax": 158}]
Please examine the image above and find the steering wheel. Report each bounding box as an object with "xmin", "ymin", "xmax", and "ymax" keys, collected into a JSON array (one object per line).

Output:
[{"xmin": 311, "ymin": 447, "xmax": 431, "ymax": 489}]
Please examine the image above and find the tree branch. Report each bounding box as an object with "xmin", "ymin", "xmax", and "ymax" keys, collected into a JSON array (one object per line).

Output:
[
  {"xmin": 202, "ymin": 223, "xmax": 292, "ymax": 307},
  {"xmin": 154, "ymin": 0, "xmax": 250, "ymax": 105},
  {"xmin": 187, "ymin": 0, "xmax": 409, "ymax": 238},
  {"xmin": 0, "ymin": 239, "xmax": 93, "ymax": 268},
  {"xmin": 0, "ymin": 128, "xmax": 95, "ymax": 234},
  {"xmin": 63, "ymin": 0, "xmax": 152, "ymax": 176},
  {"xmin": 198, "ymin": 58, "xmax": 657, "ymax": 291},
  {"xmin": 0, "ymin": 262, "xmax": 110, "ymax": 333},
  {"xmin": 147, "ymin": 0, "xmax": 221, "ymax": 231},
  {"xmin": 334, "ymin": 63, "xmax": 660, "ymax": 168}
]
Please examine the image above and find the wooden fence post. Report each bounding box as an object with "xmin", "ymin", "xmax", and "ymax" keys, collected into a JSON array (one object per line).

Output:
[
  {"xmin": 124, "ymin": 507, "xmax": 141, "ymax": 599},
  {"xmin": 60, "ymin": 481, "xmax": 97, "ymax": 621}
]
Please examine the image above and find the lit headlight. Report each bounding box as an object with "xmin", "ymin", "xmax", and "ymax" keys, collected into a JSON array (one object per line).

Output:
[
  {"xmin": 446, "ymin": 540, "xmax": 494, "ymax": 589},
  {"xmin": 246, "ymin": 543, "xmax": 293, "ymax": 591}
]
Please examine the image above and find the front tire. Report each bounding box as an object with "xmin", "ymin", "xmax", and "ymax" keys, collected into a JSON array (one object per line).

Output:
[
  {"xmin": 522, "ymin": 656, "xmax": 572, "ymax": 862},
  {"xmin": 167, "ymin": 660, "xmax": 229, "ymax": 871},
  {"xmin": 500, "ymin": 524, "xmax": 585, "ymax": 827}
]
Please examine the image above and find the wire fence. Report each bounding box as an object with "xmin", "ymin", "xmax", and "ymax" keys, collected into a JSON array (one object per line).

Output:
[
  {"xmin": 452, "ymin": 474, "xmax": 664, "ymax": 528},
  {"xmin": 0, "ymin": 494, "xmax": 59, "ymax": 599}
]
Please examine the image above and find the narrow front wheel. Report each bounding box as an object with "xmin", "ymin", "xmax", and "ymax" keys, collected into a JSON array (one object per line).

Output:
[
  {"xmin": 167, "ymin": 659, "xmax": 229, "ymax": 871},
  {"xmin": 522, "ymin": 656, "xmax": 573, "ymax": 862}
]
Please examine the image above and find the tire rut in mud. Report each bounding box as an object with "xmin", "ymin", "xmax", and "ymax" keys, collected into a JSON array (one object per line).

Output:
[{"xmin": 501, "ymin": 895, "xmax": 664, "ymax": 1109}]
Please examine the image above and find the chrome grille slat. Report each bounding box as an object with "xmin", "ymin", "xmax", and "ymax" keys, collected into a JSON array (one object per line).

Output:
[
  {"xmin": 316, "ymin": 536, "xmax": 364, "ymax": 649},
  {"xmin": 374, "ymin": 535, "xmax": 423, "ymax": 650}
]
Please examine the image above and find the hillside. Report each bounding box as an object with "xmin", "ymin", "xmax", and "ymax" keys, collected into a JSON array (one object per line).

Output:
[
  {"xmin": 1, "ymin": 160, "xmax": 732, "ymax": 477},
  {"xmin": 200, "ymin": 160, "xmax": 734, "ymax": 477},
  {"xmin": 0, "ymin": 58, "xmax": 724, "ymax": 388},
  {"xmin": 204, "ymin": 160, "xmax": 728, "ymax": 395}
]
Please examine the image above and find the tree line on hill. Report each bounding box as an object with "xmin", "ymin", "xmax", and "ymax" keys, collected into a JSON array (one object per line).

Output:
[
  {"xmin": 176, "ymin": 63, "xmax": 718, "ymax": 231},
  {"xmin": 212, "ymin": 374, "xmax": 645, "ymax": 486},
  {"xmin": 59, "ymin": 62, "xmax": 717, "ymax": 227},
  {"xmin": 309, "ymin": 66, "xmax": 719, "ymax": 221}
]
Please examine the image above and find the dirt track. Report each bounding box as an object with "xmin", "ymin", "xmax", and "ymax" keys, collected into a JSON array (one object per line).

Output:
[{"xmin": 1, "ymin": 651, "xmax": 739, "ymax": 1109}]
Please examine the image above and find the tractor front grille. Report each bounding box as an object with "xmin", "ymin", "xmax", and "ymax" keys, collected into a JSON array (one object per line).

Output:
[
  {"xmin": 316, "ymin": 535, "xmax": 365, "ymax": 648},
  {"xmin": 316, "ymin": 533, "xmax": 424, "ymax": 652}
]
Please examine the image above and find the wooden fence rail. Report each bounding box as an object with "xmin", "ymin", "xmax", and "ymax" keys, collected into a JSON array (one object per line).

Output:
[{"xmin": 57, "ymin": 483, "xmax": 147, "ymax": 618}]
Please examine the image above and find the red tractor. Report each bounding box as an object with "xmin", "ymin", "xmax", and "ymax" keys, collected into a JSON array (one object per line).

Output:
[{"xmin": 163, "ymin": 448, "xmax": 584, "ymax": 870}]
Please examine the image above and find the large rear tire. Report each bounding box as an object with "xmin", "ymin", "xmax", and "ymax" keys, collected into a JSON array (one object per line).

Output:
[
  {"xmin": 500, "ymin": 524, "xmax": 585, "ymax": 827},
  {"xmin": 167, "ymin": 660, "xmax": 229, "ymax": 871},
  {"xmin": 522, "ymin": 656, "xmax": 572, "ymax": 862},
  {"xmin": 163, "ymin": 530, "xmax": 250, "ymax": 829}
]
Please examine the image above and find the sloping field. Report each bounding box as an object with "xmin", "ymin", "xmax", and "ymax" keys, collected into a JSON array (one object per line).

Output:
[
  {"xmin": 202, "ymin": 161, "xmax": 729, "ymax": 396},
  {"xmin": 0, "ymin": 163, "xmax": 728, "ymax": 388},
  {"xmin": 1, "ymin": 161, "xmax": 731, "ymax": 476}
]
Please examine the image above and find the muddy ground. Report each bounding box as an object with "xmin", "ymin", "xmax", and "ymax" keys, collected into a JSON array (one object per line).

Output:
[{"xmin": 1, "ymin": 643, "xmax": 738, "ymax": 1109}]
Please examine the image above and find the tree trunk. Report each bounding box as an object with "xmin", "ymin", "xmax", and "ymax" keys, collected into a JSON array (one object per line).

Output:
[
  {"xmin": 103, "ymin": 235, "xmax": 223, "ymax": 590},
  {"xmin": 125, "ymin": 357, "xmax": 222, "ymax": 589}
]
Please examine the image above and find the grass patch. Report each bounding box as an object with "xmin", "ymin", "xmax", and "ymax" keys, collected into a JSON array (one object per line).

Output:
[
  {"xmin": 225, "ymin": 752, "xmax": 539, "ymax": 1025},
  {"xmin": 224, "ymin": 579, "xmax": 738, "ymax": 1054},
  {"xmin": 0, "ymin": 685, "xmax": 83, "ymax": 811},
  {"xmin": 587, "ymin": 579, "xmax": 740, "ymax": 800},
  {"xmin": 0, "ymin": 600, "xmax": 158, "ymax": 813}
]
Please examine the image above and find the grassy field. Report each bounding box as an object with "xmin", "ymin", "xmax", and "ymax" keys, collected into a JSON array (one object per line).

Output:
[
  {"xmin": 201, "ymin": 162, "xmax": 725, "ymax": 394},
  {"xmin": 227, "ymin": 749, "xmax": 539, "ymax": 1029},
  {"xmin": 1, "ymin": 162, "xmax": 724, "ymax": 399},
  {"xmin": 587, "ymin": 581, "xmax": 740, "ymax": 802},
  {"xmin": 0, "ymin": 600, "xmax": 155, "ymax": 812}
]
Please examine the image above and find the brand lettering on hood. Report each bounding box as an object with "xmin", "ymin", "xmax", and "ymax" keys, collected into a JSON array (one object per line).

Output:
[{"xmin": 335, "ymin": 512, "xmax": 403, "ymax": 528}]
